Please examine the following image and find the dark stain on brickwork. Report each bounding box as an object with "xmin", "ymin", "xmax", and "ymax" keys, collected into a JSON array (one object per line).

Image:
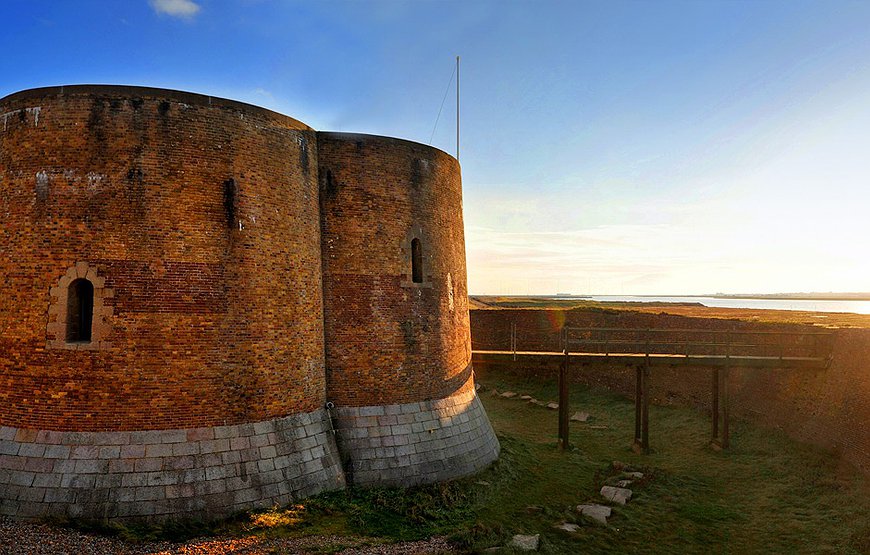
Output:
[
  {"xmin": 124, "ymin": 167, "xmax": 146, "ymax": 217},
  {"xmin": 320, "ymin": 168, "xmax": 339, "ymax": 201},
  {"xmin": 87, "ymin": 98, "xmax": 108, "ymax": 164},
  {"xmin": 223, "ymin": 178, "xmax": 237, "ymax": 228},
  {"xmin": 299, "ymin": 135, "xmax": 309, "ymax": 176},
  {"xmin": 400, "ymin": 320, "xmax": 417, "ymax": 350},
  {"xmin": 158, "ymin": 100, "xmax": 171, "ymax": 117}
]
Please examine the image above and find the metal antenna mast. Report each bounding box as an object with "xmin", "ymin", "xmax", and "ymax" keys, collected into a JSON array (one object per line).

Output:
[{"xmin": 456, "ymin": 55, "xmax": 460, "ymax": 161}]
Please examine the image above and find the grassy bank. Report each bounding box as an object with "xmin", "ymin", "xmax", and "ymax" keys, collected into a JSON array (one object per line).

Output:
[
  {"xmin": 470, "ymin": 376, "xmax": 870, "ymax": 553},
  {"xmin": 66, "ymin": 375, "xmax": 870, "ymax": 554}
]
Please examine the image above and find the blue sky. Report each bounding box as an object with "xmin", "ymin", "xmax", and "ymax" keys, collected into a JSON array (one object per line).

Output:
[{"xmin": 3, "ymin": 0, "xmax": 870, "ymax": 295}]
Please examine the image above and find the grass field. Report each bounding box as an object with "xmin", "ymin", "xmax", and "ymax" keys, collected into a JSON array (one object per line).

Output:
[{"xmin": 72, "ymin": 375, "xmax": 870, "ymax": 554}]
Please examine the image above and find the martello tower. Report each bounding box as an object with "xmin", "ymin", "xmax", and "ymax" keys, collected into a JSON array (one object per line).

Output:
[{"xmin": 0, "ymin": 85, "xmax": 498, "ymax": 521}]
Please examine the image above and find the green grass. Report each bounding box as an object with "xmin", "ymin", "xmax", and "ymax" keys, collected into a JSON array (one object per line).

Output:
[
  {"xmin": 469, "ymin": 376, "xmax": 870, "ymax": 554},
  {"xmin": 61, "ymin": 376, "xmax": 870, "ymax": 553}
]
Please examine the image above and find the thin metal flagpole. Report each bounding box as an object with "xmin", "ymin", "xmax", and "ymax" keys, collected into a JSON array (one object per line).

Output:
[{"xmin": 456, "ymin": 55, "xmax": 460, "ymax": 161}]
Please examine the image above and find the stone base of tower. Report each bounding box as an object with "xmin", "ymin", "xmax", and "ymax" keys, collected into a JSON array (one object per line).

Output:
[
  {"xmin": 0, "ymin": 388, "xmax": 500, "ymax": 521},
  {"xmin": 0, "ymin": 410, "xmax": 346, "ymax": 521},
  {"xmin": 332, "ymin": 386, "xmax": 500, "ymax": 487}
]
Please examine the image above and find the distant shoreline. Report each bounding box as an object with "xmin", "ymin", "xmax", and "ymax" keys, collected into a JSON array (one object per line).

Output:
[
  {"xmin": 478, "ymin": 293, "xmax": 870, "ymax": 302},
  {"xmin": 708, "ymin": 293, "xmax": 870, "ymax": 301}
]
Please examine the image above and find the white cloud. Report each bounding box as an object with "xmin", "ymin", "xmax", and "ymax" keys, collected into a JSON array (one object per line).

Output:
[{"xmin": 149, "ymin": 0, "xmax": 201, "ymax": 19}]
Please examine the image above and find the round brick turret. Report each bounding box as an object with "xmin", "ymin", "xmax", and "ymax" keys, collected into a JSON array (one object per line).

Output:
[
  {"xmin": 318, "ymin": 133, "xmax": 472, "ymax": 406},
  {"xmin": 317, "ymin": 133, "xmax": 496, "ymax": 487},
  {"xmin": 0, "ymin": 85, "xmax": 326, "ymax": 430},
  {"xmin": 0, "ymin": 85, "xmax": 498, "ymax": 521}
]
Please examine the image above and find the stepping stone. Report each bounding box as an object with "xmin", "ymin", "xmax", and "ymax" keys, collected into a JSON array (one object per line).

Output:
[
  {"xmin": 529, "ymin": 399, "xmax": 544, "ymax": 406},
  {"xmin": 525, "ymin": 505, "xmax": 543, "ymax": 514},
  {"xmin": 546, "ymin": 402, "xmax": 559, "ymax": 410},
  {"xmin": 490, "ymin": 389, "xmax": 501, "ymax": 397},
  {"xmin": 554, "ymin": 522, "xmax": 580, "ymax": 532},
  {"xmin": 510, "ymin": 534, "xmax": 540, "ymax": 551},
  {"xmin": 624, "ymin": 471, "xmax": 644, "ymax": 479},
  {"xmin": 519, "ymin": 395, "xmax": 533, "ymax": 400},
  {"xmin": 570, "ymin": 411, "xmax": 590, "ymax": 422},
  {"xmin": 500, "ymin": 391, "xmax": 518, "ymax": 398},
  {"xmin": 616, "ymin": 480, "xmax": 632, "ymax": 488},
  {"xmin": 600, "ymin": 485, "xmax": 632, "ymax": 505},
  {"xmin": 576, "ymin": 503, "xmax": 611, "ymax": 525},
  {"xmin": 476, "ymin": 480, "xmax": 491, "ymax": 487}
]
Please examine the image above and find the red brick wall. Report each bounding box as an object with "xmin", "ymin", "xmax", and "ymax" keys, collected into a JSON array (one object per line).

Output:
[
  {"xmin": 0, "ymin": 86, "xmax": 326, "ymax": 431},
  {"xmin": 471, "ymin": 307, "xmax": 870, "ymax": 473},
  {"xmin": 318, "ymin": 133, "xmax": 472, "ymax": 406}
]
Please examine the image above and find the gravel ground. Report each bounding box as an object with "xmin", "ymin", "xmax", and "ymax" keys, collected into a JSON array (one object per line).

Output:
[{"xmin": 0, "ymin": 518, "xmax": 457, "ymax": 555}]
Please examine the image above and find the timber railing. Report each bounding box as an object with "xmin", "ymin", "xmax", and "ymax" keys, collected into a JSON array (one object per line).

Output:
[{"xmin": 473, "ymin": 324, "xmax": 835, "ymax": 453}]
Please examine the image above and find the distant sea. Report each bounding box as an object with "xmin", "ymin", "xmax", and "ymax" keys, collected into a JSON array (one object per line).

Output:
[{"xmin": 580, "ymin": 295, "xmax": 870, "ymax": 315}]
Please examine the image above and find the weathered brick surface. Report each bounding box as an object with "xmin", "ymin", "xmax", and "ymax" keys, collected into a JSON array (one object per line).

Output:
[
  {"xmin": 0, "ymin": 85, "xmax": 496, "ymax": 521},
  {"xmin": 0, "ymin": 86, "xmax": 326, "ymax": 430},
  {"xmin": 0, "ymin": 410, "xmax": 345, "ymax": 520},
  {"xmin": 318, "ymin": 133, "xmax": 473, "ymax": 406}
]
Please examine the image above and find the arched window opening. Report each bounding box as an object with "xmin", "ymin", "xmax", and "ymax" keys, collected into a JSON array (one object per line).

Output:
[
  {"xmin": 411, "ymin": 238, "xmax": 423, "ymax": 283},
  {"xmin": 66, "ymin": 279, "xmax": 94, "ymax": 342}
]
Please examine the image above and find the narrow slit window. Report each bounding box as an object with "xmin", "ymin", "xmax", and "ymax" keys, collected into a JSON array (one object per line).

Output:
[
  {"xmin": 411, "ymin": 238, "xmax": 423, "ymax": 283},
  {"xmin": 66, "ymin": 279, "xmax": 94, "ymax": 342}
]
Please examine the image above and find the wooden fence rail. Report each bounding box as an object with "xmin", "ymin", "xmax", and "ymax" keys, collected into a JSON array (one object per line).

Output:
[{"xmin": 474, "ymin": 324, "xmax": 835, "ymax": 453}]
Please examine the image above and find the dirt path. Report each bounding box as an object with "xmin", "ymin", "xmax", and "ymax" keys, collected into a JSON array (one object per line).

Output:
[{"xmin": 0, "ymin": 518, "xmax": 455, "ymax": 555}]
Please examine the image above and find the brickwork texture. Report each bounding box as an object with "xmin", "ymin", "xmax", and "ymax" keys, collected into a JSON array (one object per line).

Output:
[{"xmin": 0, "ymin": 85, "xmax": 498, "ymax": 521}]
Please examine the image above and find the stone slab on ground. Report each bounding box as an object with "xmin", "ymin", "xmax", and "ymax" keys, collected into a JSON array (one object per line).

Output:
[
  {"xmin": 624, "ymin": 471, "xmax": 644, "ymax": 479},
  {"xmin": 520, "ymin": 395, "xmax": 533, "ymax": 401},
  {"xmin": 510, "ymin": 534, "xmax": 540, "ymax": 551},
  {"xmin": 570, "ymin": 411, "xmax": 590, "ymax": 422},
  {"xmin": 546, "ymin": 403, "xmax": 559, "ymax": 410},
  {"xmin": 554, "ymin": 522, "xmax": 581, "ymax": 532},
  {"xmin": 576, "ymin": 504, "xmax": 611, "ymax": 525},
  {"xmin": 617, "ymin": 479, "xmax": 632, "ymax": 488},
  {"xmin": 600, "ymin": 485, "xmax": 632, "ymax": 505},
  {"xmin": 500, "ymin": 391, "xmax": 517, "ymax": 398}
]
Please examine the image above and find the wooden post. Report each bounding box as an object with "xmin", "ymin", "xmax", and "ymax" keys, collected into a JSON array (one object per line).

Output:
[
  {"xmin": 712, "ymin": 368, "xmax": 719, "ymax": 441},
  {"xmin": 641, "ymin": 362, "xmax": 650, "ymax": 454},
  {"xmin": 634, "ymin": 366, "xmax": 642, "ymax": 445},
  {"xmin": 558, "ymin": 345, "xmax": 570, "ymax": 450},
  {"xmin": 722, "ymin": 366, "xmax": 730, "ymax": 449},
  {"xmin": 723, "ymin": 330, "xmax": 731, "ymax": 449}
]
